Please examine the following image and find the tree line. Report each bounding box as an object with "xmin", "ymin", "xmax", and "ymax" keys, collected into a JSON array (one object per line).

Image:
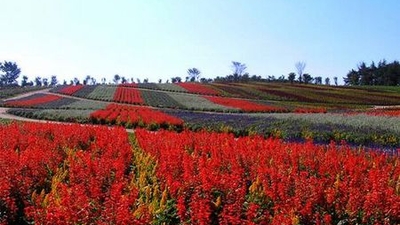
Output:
[
  {"xmin": 344, "ymin": 60, "xmax": 400, "ymax": 86},
  {"xmin": 2, "ymin": 59, "xmax": 399, "ymax": 87}
]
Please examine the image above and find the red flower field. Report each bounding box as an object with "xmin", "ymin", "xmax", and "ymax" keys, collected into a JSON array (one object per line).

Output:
[
  {"xmin": 1, "ymin": 121, "xmax": 399, "ymax": 224},
  {"xmin": 90, "ymin": 103, "xmax": 183, "ymax": 128},
  {"xmin": 113, "ymin": 86, "xmax": 144, "ymax": 104},
  {"xmin": 205, "ymin": 96, "xmax": 287, "ymax": 112}
]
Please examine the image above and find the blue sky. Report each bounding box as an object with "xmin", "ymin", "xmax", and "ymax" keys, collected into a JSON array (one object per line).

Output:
[{"xmin": 1, "ymin": 0, "xmax": 400, "ymax": 84}]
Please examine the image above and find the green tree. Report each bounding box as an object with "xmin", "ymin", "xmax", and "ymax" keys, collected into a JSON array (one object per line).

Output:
[
  {"xmin": 113, "ymin": 74, "xmax": 121, "ymax": 84},
  {"xmin": 0, "ymin": 61, "xmax": 21, "ymax": 86},
  {"xmin": 50, "ymin": 75, "xmax": 58, "ymax": 86},
  {"xmin": 35, "ymin": 77, "xmax": 42, "ymax": 86},
  {"xmin": 288, "ymin": 72, "xmax": 296, "ymax": 84},
  {"xmin": 303, "ymin": 73, "xmax": 313, "ymax": 84},
  {"xmin": 21, "ymin": 75, "xmax": 29, "ymax": 87},
  {"xmin": 42, "ymin": 78, "xmax": 49, "ymax": 86}
]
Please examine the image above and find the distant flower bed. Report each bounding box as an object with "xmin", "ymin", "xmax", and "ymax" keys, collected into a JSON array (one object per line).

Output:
[
  {"xmin": 113, "ymin": 86, "xmax": 144, "ymax": 104},
  {"xmin": 58, "ymin": 85, "xmax": 84, "ymax": 95},
  {"xmin": 177, "ymin": 82, "xmax": 220, "ymax": 95},
  {"xmin": 90, "ymin": 103, "xmax": 183, "ymax": 129},
  {"xmin": 4, "ymin": 93, "xmax": 62, "ymax": 107},
  {"xmin": 205, "ymin": 96, "xmax": 287, "ymax": 112}
]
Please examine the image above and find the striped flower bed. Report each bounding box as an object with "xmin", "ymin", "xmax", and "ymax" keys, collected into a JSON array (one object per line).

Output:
[
  {"xmin": 205, "ymin": 96, "xmax": 287, "ymax": 112},
  {"xmin": 4, "ymin": 94, "xmax": 62, "ymax": 107}
]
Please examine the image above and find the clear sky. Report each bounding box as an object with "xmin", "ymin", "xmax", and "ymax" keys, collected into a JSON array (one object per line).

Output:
[{"xmin": 1, "ymin": 0, "xmax": 400, "ymax": 84}]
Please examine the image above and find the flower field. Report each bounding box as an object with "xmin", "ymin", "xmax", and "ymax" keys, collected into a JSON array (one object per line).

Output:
[
  {"xmin": 90, "ymin": 103, "xmax": 183, "ymax": 129},
  {"xmin": 0, "ymin": 122, "xmax": 148, "ymax": 224},
  {"xmin": 113, "ymin": 86, "xmax": 144, "ymax": 105},
  {"xmin": 135, "ymin": 129, "xmax": 400, "ymax": 224},
  {"xmin": 2, "ymin": 82, "xmax": 400, "ymax": 224},
  {"xmin": 3, "ymin": 94, "xmax": 62, "ymax": 107},
  {"xmin": 2, "ymin": 121, "xmax": 398, "ymax": 224},
  {"xmin": 205, "ymin": 96, "xmax": 287, "ymax": 113},
  {"xmin": 57, "ymin": 85, "xmax": 84, "ymax": 95},
  {"xmin": 177, "ymin": 82, "xmax": 221, "ymax": 95}
]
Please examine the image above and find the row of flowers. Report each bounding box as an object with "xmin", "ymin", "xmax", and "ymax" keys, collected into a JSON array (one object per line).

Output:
[
  {"xmin": 0, "ymin": 122, "xmax": 150, "ymax": 224},
  {"xmin": 89, "ymin": 103, "xmax": 183, "ymax": 129},
  {"xmin": 113, "ymin": 86, "xmax": 144, "ymax": 104},
  {"xmin": 3, "ymin": 93, "xmax": 62, "ymax": 107},
  {"xmin": 1, "ymin": 121, "xmax": 399, "ymax": 224},
  {"xmin": 135, "ymin": 128, "xmax": 400, "ymax": 224}
]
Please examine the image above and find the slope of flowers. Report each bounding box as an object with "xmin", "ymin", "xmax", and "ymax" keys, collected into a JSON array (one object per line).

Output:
[
  {"xmin": 113, "ymin": 86, "xmax": 144, "ymax": 104},
  {"xmin": 90, "ymin": 103, "xmax": 183, "ymax": 129},
  {"xmin": 135, "ymin": 129, "xmax": 400, "ymax": 224},
  {"xmin": 205, "ymin": 96, "xmax": 287, "ymax": 112},
  {"xmin": 4, "ymin": 93, "xmax": 62, "ymax": 107},
  {"xmin": 57, "ymin": 85, "xmax": 84, "ymax": 95},
  {"xmin": 0, "ymin": 122, "xmax": 149, "ymax": 224},
  {"xmin": 177, "ymin": 82, "xmax": 220, "ymax": 95},
  {"xmin": 366, "ymin": 108, "xmax": 400, "ymax": 117}
]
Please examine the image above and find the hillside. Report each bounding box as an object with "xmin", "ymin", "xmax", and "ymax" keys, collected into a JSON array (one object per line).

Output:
[{"xmin": 1, "ymin": 82, "xmax": 400, "ymax": 148}]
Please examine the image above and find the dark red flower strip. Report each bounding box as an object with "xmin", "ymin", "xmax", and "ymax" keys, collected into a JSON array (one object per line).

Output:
[
  {"xmin": 5, "ymin": 94, "xmax": 62, "ymax": 107},
  {"xmin": 294, "ymin": 107, "xmax": 327, "ymax": 113},
  {"xmin": 205, "ymin": 96, "xmax": 287, "ymax": 112},
  {"xmin": 113, "ymin": 86, "xmax": 144, "ymax": 104},
  {"xmin": 177, "ymin": 82, "xmax": 220, "ymax": 95}
]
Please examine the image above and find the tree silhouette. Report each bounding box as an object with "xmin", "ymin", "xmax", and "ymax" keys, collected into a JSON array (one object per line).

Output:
[
  {"xmin": 231, "ymin": 61, "xmax": 247, "ymax": 76},
  {"xmin": 0, "ymin": 61, "xmax": 21, "ymax": 86},
  {"xmin": 50, "ymin": 75, "xmax": 58, "ymax": 86},
  {"xmin": 35, "ymin": 77, "xmax": 42, "ymax": 86},
  {"xmin": 325, "ymin": 77, "xmax": 330, "ymax": 85},
  {"xmin": 21, "ymin": 75, "xmax": 29, "ymax": 87},
  {"xmin": 187, "ymin": 68, "xmax": 201, "ymax": 82},
  {"xmin": 295, "ymin": 61, "xmax": 306, "ymax": 83},
  {"xmin": 303, "ymin": 73, "xmax": 313, "ymax": 84},
  {"xmin": 288, "ymin": 72, "xmax": 296, "ymax": 84},
  {"xmin": 113, "ymin": 74, "xmax": 121, "ymax": 84}
]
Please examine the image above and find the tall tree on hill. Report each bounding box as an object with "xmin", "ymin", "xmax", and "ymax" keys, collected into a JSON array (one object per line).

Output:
[
  {"xmin": 84, "ymin": 75, "xmax": 91, "ymax": 85},
  {"xmin": 113, "ymin": 74, "xmax": 121, "ymax": 84},
  {"xmin": 21, "ymin": 75, "xmax": 29, "ymax": 87},
  {"xmin": 325, "ymin": 77, "xmax": 330, "ymax": 85},
  {"xmin": 187, "ymin": 68, "xmax": 201, "ymax": 82},
  {"xmin": 333, "ymin": 76, "xmax": 338, "ymax": 86},
  {"xmin": 35, "ymin": 77, "xmax": 42, "ymax": 86},
  {"xmin": 121, "ymin": 76, "xmax": 127, "ymax": 84},
  {"xmin": 295, "ymin": 61, "xmax": 306, "ymax": 83},
  {"xmin": 50, "ymin": 75, "xmax": 58, "ymax": 86},
  {"xmin": 288, "ymin": 72, "xmax": 296, "ymax": 84},
  {"xmin": 73, "ymin": 77, "xmax": 80, "ymax": 85},
  {"xmin": 90, "ymin": 77, "xmax": 96, "ymax": 85},
  {"xmin": 303, "ymin": 73, "xmax": 313, "ymax": 84},
  {"xmin": 42, "ymin": 78, "xmax": 49, "ymax": 86},
  {"xmin": 314, "ymin": 76, "xmax": 322, "ymax": 85},
  {"xmin": 0, "ymin": 61, "xmax": 21, "ymax": 86},
  {"xmin": 231, "ymin": 61, "xmax": 247, "ymax": 82}
]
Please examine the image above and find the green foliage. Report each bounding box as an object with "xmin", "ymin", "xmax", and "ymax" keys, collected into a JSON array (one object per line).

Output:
[
  {"xmin": 0, "ymin": 61, "xmax": 21, "ymax": 86},
  {"xmin": 344, "ymin": 60, "xmax": 400, "ymax": 86}
]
